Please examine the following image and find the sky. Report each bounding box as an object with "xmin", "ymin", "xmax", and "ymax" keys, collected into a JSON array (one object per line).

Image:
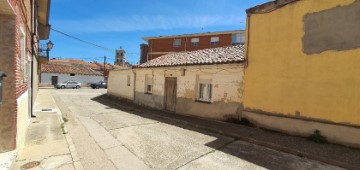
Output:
[{"xmin": 45, "ymin": 0, "xmax": 271, "ymax": 64}]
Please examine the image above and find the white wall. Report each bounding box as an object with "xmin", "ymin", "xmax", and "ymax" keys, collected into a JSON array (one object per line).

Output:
[
  {"xmin": 108, "ymin": 64, "xmax": 245, "ymax": 120},
  {"xmin": 41, "ymin": 73, "xmax": 104, "ymax": 86},
  {"xmin": 107, "ymin": 69, "xmax": 134, "ymax": 100}
]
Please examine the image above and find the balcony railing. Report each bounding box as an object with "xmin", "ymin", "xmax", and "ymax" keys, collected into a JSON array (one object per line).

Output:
[{"xmin": 38, "ymin": 44, "xmax": 49, "ymax": 64}]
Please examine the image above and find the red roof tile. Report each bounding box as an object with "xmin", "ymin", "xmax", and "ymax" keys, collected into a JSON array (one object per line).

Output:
[
  {"xmin": 41, "ymin": 63, "xmax": 102, "ymax": 76},
  {"xmin": 136, "ymin": 45, "xmax": 245, "ymax": 68}
]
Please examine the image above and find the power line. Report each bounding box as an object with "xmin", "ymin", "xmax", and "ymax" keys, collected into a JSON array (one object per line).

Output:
[
  {"xmin": 51, "ymin": 28, "xmax": 140, "ymax": 56},
  {"xmin": 51, "ymin": 28, "xmax": 115, "ymax": 52}
]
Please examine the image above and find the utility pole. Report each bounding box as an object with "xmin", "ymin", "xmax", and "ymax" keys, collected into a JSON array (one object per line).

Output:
[{"xmin": 103, "ymin": 56, "xmax": 106, "ymax": 80}]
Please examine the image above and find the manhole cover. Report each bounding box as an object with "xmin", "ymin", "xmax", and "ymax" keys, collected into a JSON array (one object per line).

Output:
[
  {"xmin": 20, "ymin": 161, "xmax": 40, "ymax": 169},
  {"xmin": 41, "ymin": 109, "xmax": 52, "ymax": 112}
]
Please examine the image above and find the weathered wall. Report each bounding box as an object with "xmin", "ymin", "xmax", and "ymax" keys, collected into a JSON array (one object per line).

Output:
[
  {"xmin": 134, "ymin": 64, "xmax": 244, "ymax": 120},
  {"xmin": 244, "ymin": 0, "xmax": 360, "ymax": 126},
  {"xmin": 108, "ymin": 69, "xmax": 134, "ymax": 100},
  {"xmin": 243, "ymin": 111, "xmax": 360, "ymax": 148},
  {"xmin": 0, "ymin": 14, "xmax": 17, "ymax": 152},
  {"xmin": 134, "ymin": 69, "xmax": 165, "ymax": 109},
  {"xmin": 0, "ymin": 0, "xmax": 34, "ymax": 152},
  {"xmin": 41, "ymin": 73, "xmax": 104, "ymax": 86},
  {"xmin": 16, "ymin": 91, "xmax": 29, "ymax": 150},
  {"xmin": 303, "ymin": 0, "xmax": 360, "ymax": 54}
]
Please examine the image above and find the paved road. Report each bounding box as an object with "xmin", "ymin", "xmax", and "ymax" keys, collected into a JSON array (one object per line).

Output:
[{"xmin": 49, "ymin": 89, "xmax": 342, "ymax": 170}]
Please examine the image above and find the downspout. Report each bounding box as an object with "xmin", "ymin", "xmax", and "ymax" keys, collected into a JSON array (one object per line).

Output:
[
  {"xmin": 245, "ymin": 14, "xmax": 251, "ymax": 68},
  {"xmin": 30, "ymin": 0, "xmax": 35, "ymax": 117},
  {"xmin": 184, "ymin": 36, "xmax": 187, "ymax": 52},
  {"xmin": 132, "ymin": 68, "xmax": 136, "ymax": 103}
]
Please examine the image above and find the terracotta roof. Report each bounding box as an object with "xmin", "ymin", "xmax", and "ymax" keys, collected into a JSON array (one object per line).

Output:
[
  {"xmin": 136, "ymin": 45, "xmax": 245, "ymax": 68},
  {"xmin": 49, "ymin": 59, "xmax": 125, "ymax": 70},
  {"xmin": 41, "ymin": 63, "xmax": 103, "ymax": 76}
]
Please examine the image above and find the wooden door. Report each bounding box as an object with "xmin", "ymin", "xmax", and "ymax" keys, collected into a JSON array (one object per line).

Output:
[
  {"xmin": 51, "ymin": 76, "xmax": 58, "ymax": 85},
  {"xmin": 164, "ymin": 77, "xmax": 177, "ymax": 112}
]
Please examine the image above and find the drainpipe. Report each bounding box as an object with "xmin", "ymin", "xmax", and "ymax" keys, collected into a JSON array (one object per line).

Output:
[
  {"xmin": 132, "ymin": 68, "xmax": 136, "ymax": 103},
  {"xmin": 185, "ymin": 36, "xmax": 187, "ymax": 52},
  {"xmin": 245, "ymin": 14, "xmax": 251, "ymax": 68},
  {"xmin": 30, "ymin": 0, "xmax": 35, "ymax": 118}
]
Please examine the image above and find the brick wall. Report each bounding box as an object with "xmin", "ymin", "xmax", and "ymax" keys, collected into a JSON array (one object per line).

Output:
[
  {"xmin": 0, "ymin": 14, "xmax": 18, "ymax": 152},
  {"xmin": 0, "ymin": 0, "xmax": 33, "ymax": 152},
  {"xmin": 148, "ymin": 33, "xmax": 233, "ymax": 60}
]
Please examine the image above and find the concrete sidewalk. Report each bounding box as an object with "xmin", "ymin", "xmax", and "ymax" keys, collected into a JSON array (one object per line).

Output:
[{"xmin": 10, "ymin": 90, "xmax": 82, "ymax": 170}]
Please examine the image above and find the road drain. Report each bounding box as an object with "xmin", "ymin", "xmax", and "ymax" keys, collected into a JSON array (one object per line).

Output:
[
  {"xmin": 41, "ymin": 109, "xmax": 53, "ymax": 112},
  {"xmin": 20, "ymin": 161, "xmax": 40, "ymax": 169}
]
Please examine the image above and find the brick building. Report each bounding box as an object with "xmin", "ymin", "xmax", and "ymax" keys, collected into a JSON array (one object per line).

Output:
[
  {"xmin": 0, "ymin": 0, "xmax": 51, "ymax": 153},
  {"xmin": 140, "ymin": 30, "xmax": 245, "ymax": 63}
]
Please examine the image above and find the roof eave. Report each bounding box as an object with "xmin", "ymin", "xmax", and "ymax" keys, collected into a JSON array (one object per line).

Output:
[
  {"xmin": 37, "ymin": 0, "xmax": 51, "ymax": 40},
  {"xmin": 246, "ymin": 0, "xmax": 298, "ymax": 15},
  {"xmin": 134, "ymin": 60, "xmax": 245, "ymax": 69}
]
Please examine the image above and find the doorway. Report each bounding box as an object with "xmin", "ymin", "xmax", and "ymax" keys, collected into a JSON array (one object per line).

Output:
[
  {"xmin": 51, "ymin": 76, "xmax": 58, "ymax": 85},
  {"xmin": 164, "ymin": 77, "xmax": 177, "ymax": 112}
]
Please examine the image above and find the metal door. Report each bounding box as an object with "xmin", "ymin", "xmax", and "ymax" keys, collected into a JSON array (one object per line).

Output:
[{"xmin": 164, "ymin": 77, "xmax": 177, "ymax": 112}]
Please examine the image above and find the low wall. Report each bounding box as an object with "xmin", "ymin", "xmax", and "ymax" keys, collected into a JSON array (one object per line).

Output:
[{"xmin": 242, "ymin": 110, "xmax": 360, "ymax": 148}]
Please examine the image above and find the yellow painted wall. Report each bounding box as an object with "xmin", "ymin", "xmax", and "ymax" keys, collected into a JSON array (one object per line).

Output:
[
  {"xmin": 244, "ymin": 0, "xmax": 360, "ymax": 125},
  {"xmin": 108, "ymin": 69, "xmax": 134, "ymax": 100}
]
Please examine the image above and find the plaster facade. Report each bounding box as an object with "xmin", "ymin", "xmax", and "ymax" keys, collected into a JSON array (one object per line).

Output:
[
  {"xmin": 108, "ymin": 69, "xmax": 134, "ymax": 101},
  {"xmin": 243, "ymin": 0, "xmax": 360, "ymax": 147},
  {"xmin": 108, "ymin": 64, "xmax": 245, "ymax": 120}
]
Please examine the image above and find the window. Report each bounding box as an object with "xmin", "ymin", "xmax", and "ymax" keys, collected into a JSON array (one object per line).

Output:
[
  {"xmin": 197, "ymin": 80, "xmax": 212, "ymax": 102},
  {"xmin": 173, "ymin": 39, "xmax": 181, "ymax": 47},
  {"xmin": 70, "ymin": 73, "xmax": 75, "ymax": 76},
  {"xmin": 232, "ymin": 33, "xmax": 245, "ymax": 45},
  {"xmin": 191, "ymin": 38, "xmax": 199, "ymax": 46},
  {"xmin": 145, "ymin": 74, "xmax": 153, "ymax": 94},
  {"xmin": 210, "ymin": 37, "xmax": 219, "ymax": 45},
  {"xmin": 127, "ymin": 75, "xmax": 131, "ymax": 86}
]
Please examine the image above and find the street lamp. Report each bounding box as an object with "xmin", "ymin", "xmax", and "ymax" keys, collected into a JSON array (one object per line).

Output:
[{"xmin": 46, "ymin": 40, "xmax": 54, "ymax": 58}]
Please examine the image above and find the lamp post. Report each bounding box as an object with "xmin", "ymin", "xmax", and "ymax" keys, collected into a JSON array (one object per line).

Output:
[{"xmin": 46, "ymin": 40, "xmax": 54, "ymax": 58}]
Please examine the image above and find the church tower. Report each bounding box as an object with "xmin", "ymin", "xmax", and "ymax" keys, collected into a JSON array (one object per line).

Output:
[{"xmin": 114, "ymin": 49, "xmax": 126, "ymax": 66}]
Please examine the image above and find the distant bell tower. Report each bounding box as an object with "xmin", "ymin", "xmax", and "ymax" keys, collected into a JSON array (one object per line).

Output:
[{"xmin": 114, "ymin": 49, "xmax": 126, "ymax": 66}]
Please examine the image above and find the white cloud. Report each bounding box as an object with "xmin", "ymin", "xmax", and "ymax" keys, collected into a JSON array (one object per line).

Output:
[{"xmin": 52, "ymin": 15, "xmax": 244, "ymax": 33}]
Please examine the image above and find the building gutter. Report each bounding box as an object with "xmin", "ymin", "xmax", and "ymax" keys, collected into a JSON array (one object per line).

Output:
[
  {"xmin": 132, "ymin": 69, "xmax": 136, "ymax": 102},
  {"xmin": 30, "ymin": 0, "xmax": 36, "ymax": 117}
]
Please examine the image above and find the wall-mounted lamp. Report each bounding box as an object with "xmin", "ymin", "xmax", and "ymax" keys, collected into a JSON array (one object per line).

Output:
[{"xmin": 46, "ymin": 40, "xmax": 54, "ymax": 59}]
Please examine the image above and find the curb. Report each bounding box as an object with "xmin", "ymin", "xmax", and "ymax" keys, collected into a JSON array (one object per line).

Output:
[{"xmin": 52, "ymin": 96, "xmax": 84, "ymax": 170}]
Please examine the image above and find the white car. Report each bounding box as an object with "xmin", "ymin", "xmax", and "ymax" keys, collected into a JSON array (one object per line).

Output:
[{"xmin": 54, "ymin": 80, "xmax": 81, "ymax": 89}]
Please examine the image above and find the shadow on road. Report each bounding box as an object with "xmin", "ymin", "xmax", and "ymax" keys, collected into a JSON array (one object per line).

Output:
[{"xmin": 91, "ymin": 94, "xmax": 359, "ymax": 170}]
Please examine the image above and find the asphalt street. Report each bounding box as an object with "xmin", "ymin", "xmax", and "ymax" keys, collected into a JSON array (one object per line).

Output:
[{"xmin": 50, "ymin": 88, "xmax": 343, "ymax": 170}]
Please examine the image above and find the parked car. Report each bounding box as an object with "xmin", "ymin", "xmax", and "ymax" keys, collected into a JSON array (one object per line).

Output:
[
  {"xmin": 55, "ymin": 80, "xmax": 81, "ymax": 89},
  {"xmin": 90, "ymin": 81, "xmax": 107, "ymax": 89}
]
